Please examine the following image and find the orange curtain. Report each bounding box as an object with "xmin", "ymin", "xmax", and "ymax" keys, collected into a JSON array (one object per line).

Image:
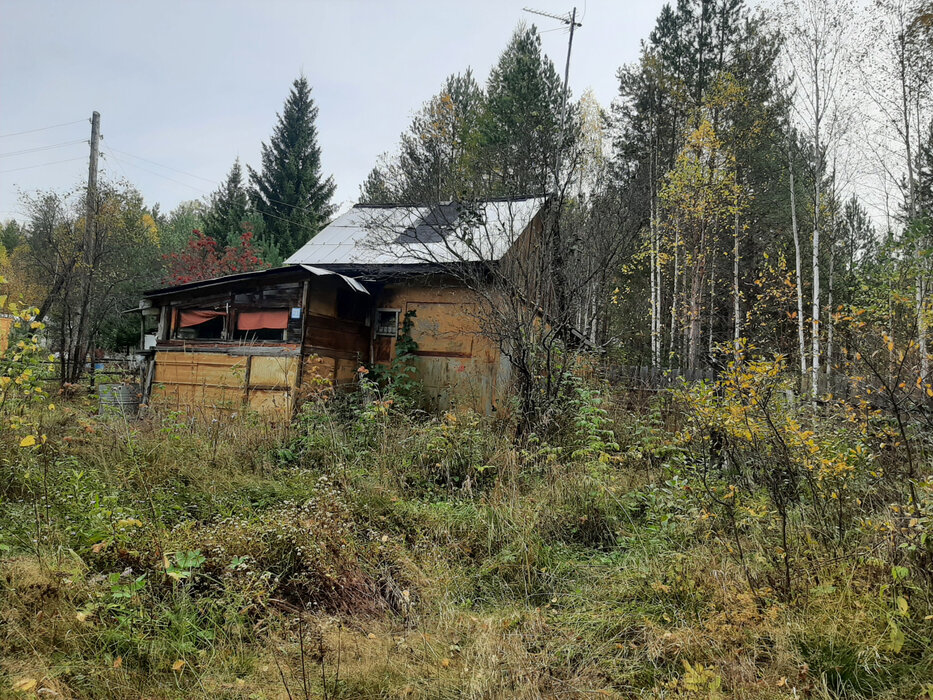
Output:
[
  {"xmin": 236, "ymin": 310, "xmax": 289, "ymax": 331},
  {"xmin": 179, "ymin": 310, "xmax": 225, "ymax": 327}
]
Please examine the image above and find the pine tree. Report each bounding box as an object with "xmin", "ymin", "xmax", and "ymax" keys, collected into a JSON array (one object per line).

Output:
[
  {"xmin": 358, "ymin": 71, "xmax": 484, "ymax": 204},
  {"xmin": 249, "ymin": 75, "xmax": 336, "ymax": 256},
  {"xmin": 477, "ymin": 24, "xmax": 567, "ymax": 195},
  {"xmin": 203, "ymin": 159, "xmax": 250, "ymax": 246},
  {"xmin": 397, "ymin": 70, "xmax": 484, "ymax": 202},
  {"xmin": 359, "ymin": 166, "xmax": 395, "ymax": 204}
]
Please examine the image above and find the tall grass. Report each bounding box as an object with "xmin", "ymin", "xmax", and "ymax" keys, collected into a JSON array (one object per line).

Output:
[{"xmin": 1, "ymin": 379, "xmax": 932, "ymax": 698}]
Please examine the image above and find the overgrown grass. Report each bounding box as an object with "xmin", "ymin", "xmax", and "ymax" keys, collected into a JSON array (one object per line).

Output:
[{"xmin": 2, "ymin": 378, "xmax": 933, "ymax": 698}]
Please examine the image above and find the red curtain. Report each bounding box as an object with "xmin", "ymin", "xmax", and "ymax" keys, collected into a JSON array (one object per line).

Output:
[
  {"xmin": 236, "ymin": 310, "xmax": 289, "ymax": 331},
  {"xmin": 179, "ymin": 310, "xmax": 225, "ymax": 328}
]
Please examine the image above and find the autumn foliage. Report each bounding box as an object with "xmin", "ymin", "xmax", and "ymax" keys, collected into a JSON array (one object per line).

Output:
[{"xmin": 163, "ymin": 228, "xmax": 265, "ymax": 285}]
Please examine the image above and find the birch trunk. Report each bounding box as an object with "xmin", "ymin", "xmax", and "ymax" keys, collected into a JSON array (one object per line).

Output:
[
  {"xmin": 789, "ymin": 145, "xmax": 807, "ymax": 385},
  {"xmin": 733, "ymin": 207, "xmax": 741, "ymax": 347},
  {"xmin": 669, "ymin": 228, "xmax": 680, "ymax": 368}
]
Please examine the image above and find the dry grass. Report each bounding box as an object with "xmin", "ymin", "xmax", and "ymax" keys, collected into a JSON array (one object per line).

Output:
[{"xmin": 1, "ymin": 392, "xmax": 932, "ymax": 698}]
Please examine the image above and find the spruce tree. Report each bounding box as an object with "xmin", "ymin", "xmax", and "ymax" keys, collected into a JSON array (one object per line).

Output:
[
  {"xmin": 249, "ymin": 75, "xmax": 336, "ymax": 256},
  {"xmin": 203, "ymin": 158, "xmax": 250, "ymax": 246}
]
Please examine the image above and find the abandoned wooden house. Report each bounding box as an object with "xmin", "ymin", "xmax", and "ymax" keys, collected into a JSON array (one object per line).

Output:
[{"xmin": 138, "ymin": 195, "xmax": 547, "ymax": 415}]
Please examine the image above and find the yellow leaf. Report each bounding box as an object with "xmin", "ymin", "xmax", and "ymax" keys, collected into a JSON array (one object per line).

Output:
[
  {"xmin": 172, "ymin": 659, "xmax": 186, "ymax": 672},
  {"xmin": 12, "ymin": 678, "xmax": 38, "ymax": 692},
  {"xmin": 440, "ymin": 658, "xmax": 451, "ymax": 668},
  {"xmin": 19, "ymin": 435, "xmax": 35, "ymax": 447}
]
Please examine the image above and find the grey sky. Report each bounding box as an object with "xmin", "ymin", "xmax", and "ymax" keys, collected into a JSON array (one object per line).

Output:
[{"xmin": 0, "ymin": 0, "xmax": 666, "ymax": 222}]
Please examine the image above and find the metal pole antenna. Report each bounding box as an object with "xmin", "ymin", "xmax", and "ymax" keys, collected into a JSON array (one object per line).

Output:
[{"xmin": 523, "ymin": 6, "xmax": 581, "ymax": 187}]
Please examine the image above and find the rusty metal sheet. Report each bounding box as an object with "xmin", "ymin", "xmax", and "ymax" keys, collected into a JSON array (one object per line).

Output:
[
  {"xmin": 412, "ymin": 355, "xmax": 497, "ymax": 414},
  {"xmin": 405, "ymin": 301, "xmax": 477, "ymax": 357}
]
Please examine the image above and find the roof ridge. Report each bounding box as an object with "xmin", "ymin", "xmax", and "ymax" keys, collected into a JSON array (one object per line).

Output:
[{"xmin": 352, "ymin": 194, "xmax": 548, "ymax": 209}]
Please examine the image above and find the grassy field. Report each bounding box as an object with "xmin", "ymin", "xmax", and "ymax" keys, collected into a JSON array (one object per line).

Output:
[{"xmin": 1, "ymin": 374, "xmax": 932, "ymax": 699}]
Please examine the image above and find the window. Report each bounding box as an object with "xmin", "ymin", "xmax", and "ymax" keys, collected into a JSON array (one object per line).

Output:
[
  {"xmin": 375, "ymin": 309, "xmax": 400, "ymax": 337},
  {"xmin": 176, "ymin": 309, "xmax": 226, "ymax": 340},
  {"xmin": 232, "ymin": 309, "xmax": 289, "ymax": 342}
]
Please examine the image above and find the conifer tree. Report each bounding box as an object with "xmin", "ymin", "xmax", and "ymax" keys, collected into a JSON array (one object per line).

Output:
[
  {"xmin": 249, "ymin": 75, "xmax": 336, "ymax": 256},
  {"xmin": 477, "ymin": 24, "xmax": 567, "ymax": 195},
  {"xmin": 203, "ymin": 159, "xmax": 250, "ymax": 246},
  {"xmin": 359, "ymin": 166, "xmax": 395, "ymax": 204},
  {"xmin": 397, "ymin": 70, "xmax": 484, "ymax": 202}
]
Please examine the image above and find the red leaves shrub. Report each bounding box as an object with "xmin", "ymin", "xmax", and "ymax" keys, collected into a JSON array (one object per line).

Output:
[{"xmin": 163, "ymin": 228, "xmax": 265, "ymax": 284}]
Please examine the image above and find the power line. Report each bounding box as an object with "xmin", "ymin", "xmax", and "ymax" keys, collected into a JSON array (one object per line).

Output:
[
  {"xmin": 0, "ymin": 118, "xmax": 86, "ymax": 139},
  {"xmin": 106, "ymin": 146, "xmax": 217, "ymax": 184},
  {"xmin": 0, "ymin": 156, "xmax": 88, "ymax": 175},
  {"xmin": 107, "ymin": 143, "xmax": 323, "ymax": 218},
  {"xmin": 107, "ymin": 150, "xmax": 319, "ymax": 233},
  {"xmin": 0, "ymin": 139, "xmax": 88, "ymax": 159},
  {"xmin": 103, "ymin": 152, "xmax": 212, "ymax": 194}
]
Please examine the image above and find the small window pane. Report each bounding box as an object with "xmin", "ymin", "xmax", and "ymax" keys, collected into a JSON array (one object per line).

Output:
[{"xmin": 375, "ymin": 309, "xmax": 399, "ymax": 337}]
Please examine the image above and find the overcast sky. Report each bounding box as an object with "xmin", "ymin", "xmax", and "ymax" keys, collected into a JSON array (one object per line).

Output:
[{"xmin": 0, "ymin": 0, "xmax": 666, "ymax": 222}]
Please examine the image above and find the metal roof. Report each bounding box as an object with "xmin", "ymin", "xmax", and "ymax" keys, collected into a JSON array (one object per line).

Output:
[
  {"xmin": 143, "ymin": 264, "xmax": 367, "ymax": 299},
  {"xmin": 285, "ymin": 196, "xmax": 547, "ymax": 267}
]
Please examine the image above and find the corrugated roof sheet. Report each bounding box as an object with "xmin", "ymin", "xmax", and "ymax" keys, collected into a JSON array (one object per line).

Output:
[{"xmin": 285, "ymin": 196, "xmax": 546, "ymax": 267}]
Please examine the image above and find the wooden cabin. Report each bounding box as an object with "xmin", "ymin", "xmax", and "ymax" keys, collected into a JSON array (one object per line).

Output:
[{"xmin": 139, "ymin": 196, "xmax": 547, "ymax": 416}]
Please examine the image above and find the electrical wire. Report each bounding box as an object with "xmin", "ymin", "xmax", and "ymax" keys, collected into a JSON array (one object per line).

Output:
[
  {"xmin": 0, "ymin": 118, "xmax": 86, "ymax": 139},
  {"xmin": 104, "ymin": 151, "xmax": 212, "ymax": 194},
  {"xmin": 106, "ymin": 146, "xmax": 217, "ymax": 184},
  {"xmin": 107, "ymin": 143, "xmax": 323, "ymax": 217},
  {"xmin": 110, "ymin": 149, "xmax": 318, "ymax": 232},
  {"xmin": 0, "ymin": 139, "xmax": 88, "ymax": 159},
  {"xmin": 0, "ymin": 156, "xmax": 88, "ymax": 175}
]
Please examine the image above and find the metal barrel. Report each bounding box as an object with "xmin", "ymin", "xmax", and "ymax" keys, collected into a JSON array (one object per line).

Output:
[{"xmin": 98, "ymin": 383, "xmax": 142, "ymax": 416}]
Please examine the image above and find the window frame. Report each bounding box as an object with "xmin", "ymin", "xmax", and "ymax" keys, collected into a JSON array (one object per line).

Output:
[{"xmin": 374, "ymin": 308, "xmax": 401, "ymax": 338}]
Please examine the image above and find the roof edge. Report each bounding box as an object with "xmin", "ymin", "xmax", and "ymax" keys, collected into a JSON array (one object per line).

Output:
[{"xmin": 351, "ymin": 193, "xmax": 551, "ymax": 209}]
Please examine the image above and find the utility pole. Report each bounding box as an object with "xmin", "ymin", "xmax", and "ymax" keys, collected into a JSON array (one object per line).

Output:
[
  {"xmin": 85, "ymin": 111, "xmax": 100, "ymax": 256},
  {"xmin": 71, "ymin": 111, "xmax": 100, "ymax": 382},
  {"xmin": 523, "ymin": 6, "xmax": 581, "ymax": 184}
]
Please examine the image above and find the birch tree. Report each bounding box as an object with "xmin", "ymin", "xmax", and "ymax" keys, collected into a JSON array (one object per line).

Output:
[
  {"xmin": 862, "ymin": 0, "xmax": 932, "ymax": 381},
  {"xmin": 782, "ymin": 0, "xmax": 855, "ymax": 397}
]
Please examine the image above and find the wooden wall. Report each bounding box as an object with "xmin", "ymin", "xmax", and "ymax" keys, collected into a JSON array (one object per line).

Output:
[
  {"xmin": 150, "ymin": 350, "xmax": 299, "ymax": 414},
  {"xmin": 146, "ymin": 272, "xmax": 510, "ymax": 417},
  {"xmin": 374, "ymin": 282, "xmax": 509, "ymax": 414},
  {"xmin": 301, "ymin": 285, "xmax": 370, "ymax": 393}
]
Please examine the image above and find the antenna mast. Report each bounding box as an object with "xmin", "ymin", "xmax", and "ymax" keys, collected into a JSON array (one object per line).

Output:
[{"xmin": 523, "ymin": 6, "xmax": 581, "ymax": 185}]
